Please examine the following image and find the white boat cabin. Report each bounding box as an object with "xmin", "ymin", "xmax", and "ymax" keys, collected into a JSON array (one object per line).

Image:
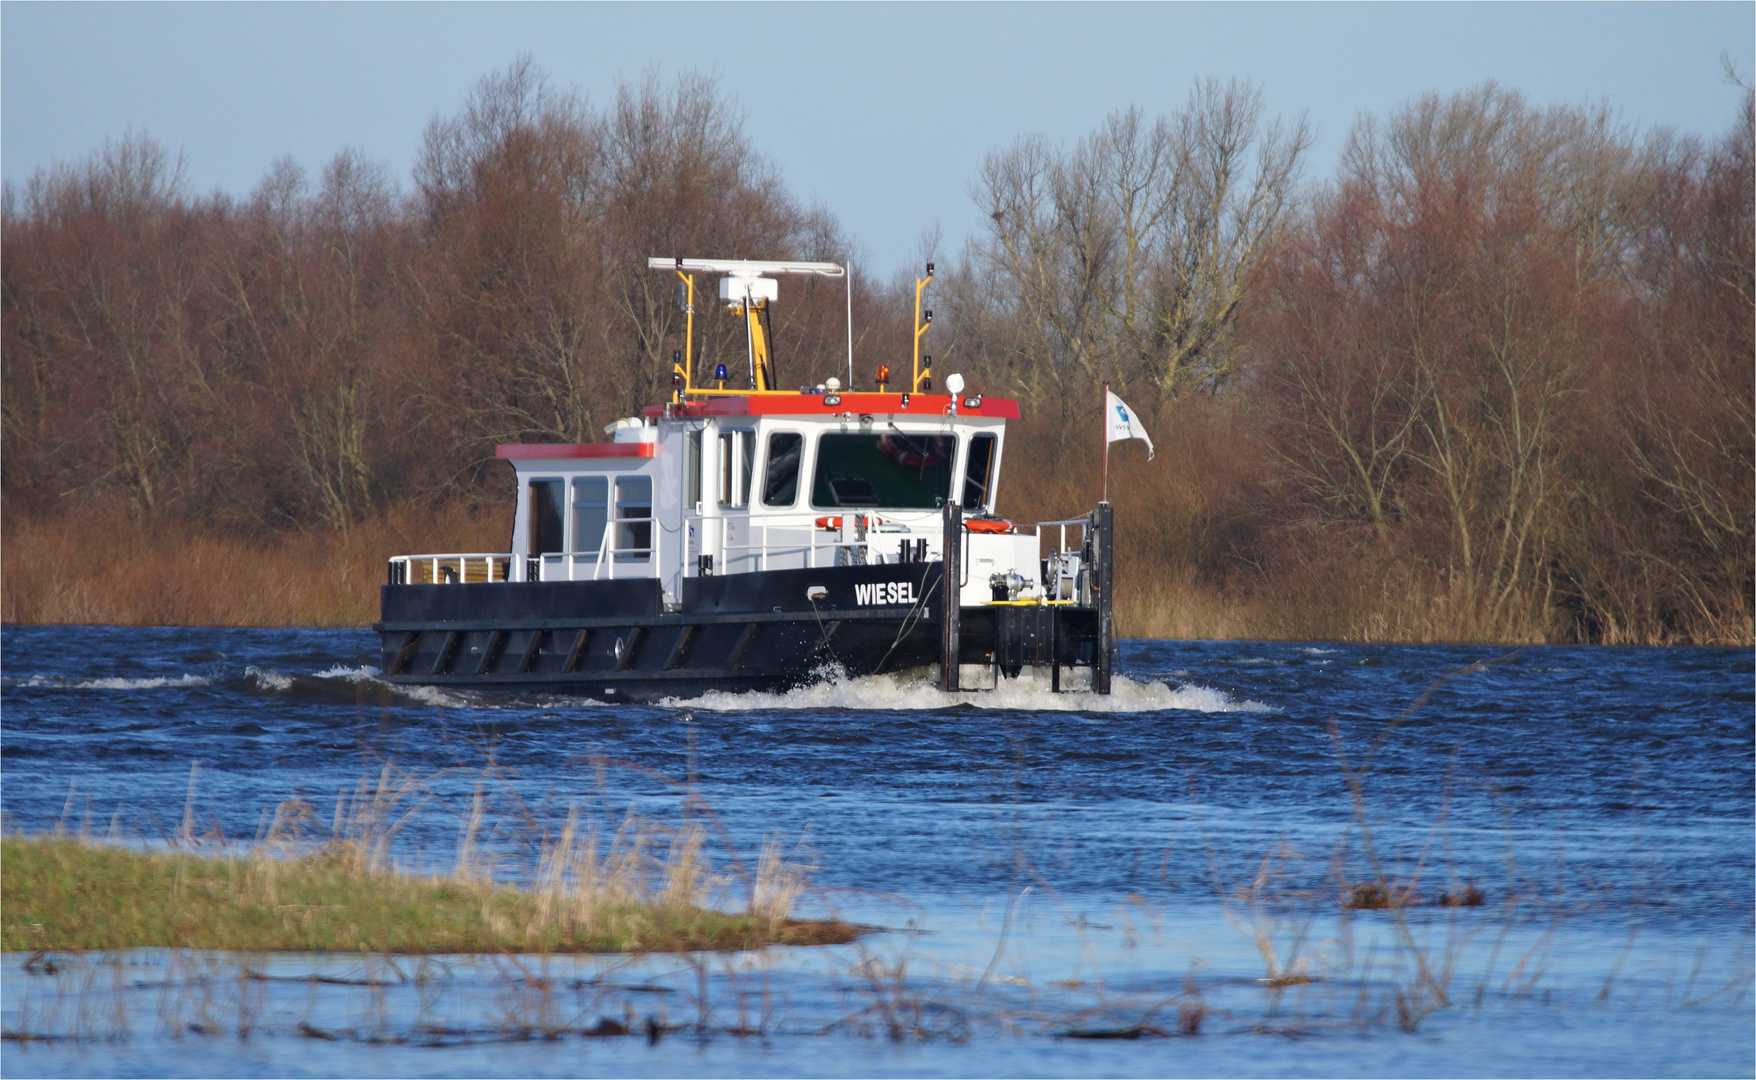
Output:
[{"xmin": 497, "ymin": 390, "xmax": 1039, "ymax": 608}]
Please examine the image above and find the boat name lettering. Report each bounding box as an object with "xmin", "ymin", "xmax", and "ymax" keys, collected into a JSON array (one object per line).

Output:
[{"xmin": 854, "ymin": 581, "xmax": 918, "ymax": 606}]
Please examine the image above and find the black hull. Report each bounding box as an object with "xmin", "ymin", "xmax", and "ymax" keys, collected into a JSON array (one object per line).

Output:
[{"xmin": 374, "ymin": 561, "xmax": 1103, "ymax": 703}]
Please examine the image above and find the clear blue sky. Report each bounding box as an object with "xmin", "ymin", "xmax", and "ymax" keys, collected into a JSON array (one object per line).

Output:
[{"xmin": 4, "ymin": 2, "xmax": 1750, "ymax": 276}]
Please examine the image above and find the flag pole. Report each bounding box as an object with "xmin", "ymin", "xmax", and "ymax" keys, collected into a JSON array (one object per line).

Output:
[{"xmin": 1100, "ymin": 381, "xmax": 1110, "ymax": 504}]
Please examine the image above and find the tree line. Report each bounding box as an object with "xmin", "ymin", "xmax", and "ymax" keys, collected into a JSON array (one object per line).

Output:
[
  {"xmin": 2, "ymin": 61, "xmax": 856, "ymax": 532},
  {"xmin": 4, "ymin": 60, "xmax": 1749, "ymax": 642}
]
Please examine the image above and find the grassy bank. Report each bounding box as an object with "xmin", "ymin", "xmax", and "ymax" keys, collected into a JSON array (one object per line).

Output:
[{"xmin": 1, "ymin": 836, "xmax": 858, "ymax": 955}]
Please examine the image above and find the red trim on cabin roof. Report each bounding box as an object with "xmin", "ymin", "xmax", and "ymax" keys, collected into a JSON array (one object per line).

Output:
[
  {"xmin": 640, "ymin": 393, "xmax": 1022, "ymax": 420},
  {"xmin": 494, "ymin": 442, "xmax": 658, "ymax": 459}
]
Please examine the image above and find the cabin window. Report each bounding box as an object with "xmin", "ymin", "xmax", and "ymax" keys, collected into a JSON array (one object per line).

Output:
[
  {"xmin": 762, "ymin": 432, "xmax": 804, "ymax": 507},
  {"xmin": 615, "ymin": 476, "xmax": 652, "ymax": 561},
  {"xmin": 528, "ymin": 479, "xmax": 565, "ymax": 556},
  {"xmin": 719, "ymin": 430, "xmax": 755, "ymax": 507},
  {"xmin": 570, "ymin": 476, "xmax": 609, "ymax": 558},
  {"xmin": 810, "ymin": 432, "xmax": 957, "ymax": 510},
  {"xmin": 962, "ymin": 433, "xmax": 997, "ymax": 511}
]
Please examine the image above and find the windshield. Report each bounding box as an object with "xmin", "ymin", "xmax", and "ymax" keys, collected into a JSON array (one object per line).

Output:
[{"xmin": 810, "ymin": 432, "xmax": 956, "ymax": 509}]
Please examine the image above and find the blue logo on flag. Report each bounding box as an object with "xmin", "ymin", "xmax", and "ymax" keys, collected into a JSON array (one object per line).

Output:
[{"xmin": 1115, "ymin": 405, "xmax": 1129, "ymax": 422}]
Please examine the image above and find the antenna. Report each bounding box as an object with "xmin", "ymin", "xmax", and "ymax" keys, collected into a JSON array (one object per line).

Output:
[{"xmin": 647, "ymin": 258, "xmax": 845, "ymax": 396}]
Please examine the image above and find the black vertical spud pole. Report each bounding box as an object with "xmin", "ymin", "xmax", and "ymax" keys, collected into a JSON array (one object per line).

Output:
[
  {"xmin": 1093, "ymin": 501, "xmax": 1114, "ymax": 695},
  {"xmin": 940, "ymin": 501, "xmax": 962, "ymax": 692}
]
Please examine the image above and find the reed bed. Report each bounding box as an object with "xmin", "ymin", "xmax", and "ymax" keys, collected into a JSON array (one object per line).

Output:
[
  {"xmin": 1, "ymin": 501, "xmax": 508, "ymax": 628},
  {"xmin": 6, "ymin": 498, "xmax": 1569, "ymax": 643}
]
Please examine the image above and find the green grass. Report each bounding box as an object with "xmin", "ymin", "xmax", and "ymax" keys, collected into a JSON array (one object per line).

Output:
[{"xmin": 0, "ymin": 837, "xmax": 859, "ymax": 955}]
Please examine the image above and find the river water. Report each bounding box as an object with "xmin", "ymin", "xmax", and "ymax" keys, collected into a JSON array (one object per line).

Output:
[{"xmin": 2, "ymin": 626, "xmax": 1751, "ymax": 1077}]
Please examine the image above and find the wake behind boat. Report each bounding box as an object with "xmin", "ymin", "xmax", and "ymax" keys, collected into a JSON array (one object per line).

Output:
[{"xmin": 374, "ymin": 257, "xmax": 1116, "ymax": 702}]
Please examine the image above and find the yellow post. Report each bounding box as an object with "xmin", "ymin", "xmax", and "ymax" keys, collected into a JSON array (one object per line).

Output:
[
  {"xmin": 912, "ymin": 266, "xmax": 934, "ymax": 391},
  {"xmin": 748, "ymin": 300, "xmax": 773, "ymax": 391},
  {"xmin": 920, "ymin": 266, "xmax": 934, "ymax": 393}
]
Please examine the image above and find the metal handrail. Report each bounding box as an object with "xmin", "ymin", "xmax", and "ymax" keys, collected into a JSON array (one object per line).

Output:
[
  {"xmin": 1035, "ymin": 517, "xmax": 1090, "ymax": 557},
  {"xmin": 387, "ymin": 553, "xmax": 513, "ymax": 585},
  {"xmin": 388, "ymin": 512, "xmax": 1061, "ymax": 586},
  {"xmin": 586, "ymin": 517, "xmax": 654, "ymax": 580},
  {"xmin": 696, "ymin": 518, "xmax": 868, "ymax": 572}
]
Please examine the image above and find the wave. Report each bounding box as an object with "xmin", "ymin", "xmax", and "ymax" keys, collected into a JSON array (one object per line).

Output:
[
  {"xmin": 386, "ymin": 683, "xmax": 476, "ymax": 708},
  {"xmin": 312, "ymin": 664, "xmax": 382, "ymax": 682},
  {"xmin": 312, "ymin": 664, "xmax": 475, "ymax": 707},
  {"xmin": 238, "ymin": 663, "xmax": 474, "ymax": 708},
  {"xmin": 671, "ymin": 666, "xmax": 1272, "ymax": 714},
  {"xmin": 242, "ymin": 666, "xmax": 293, "ymax": 691},
  {"xmin": 6, "ymin": 673, "xmax": 213, "ymax": 691}
]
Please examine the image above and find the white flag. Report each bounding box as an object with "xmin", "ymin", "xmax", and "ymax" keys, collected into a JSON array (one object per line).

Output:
[{"xmin": 1105, "ymin": 389, "xmax": 1155, "ymax": 459}]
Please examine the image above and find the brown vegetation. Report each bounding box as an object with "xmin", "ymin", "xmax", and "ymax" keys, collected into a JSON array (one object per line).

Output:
[
  {"xmin": 3, "ymin": 60, "xmax": 1748, "ymax": 642},
  {"xmin": 959, "ymin": 82, "xmax": 1753, "ymax": 644},
  {"xmin": 1, "ymin": 500, "xmax": 506, "ymax": 626}
]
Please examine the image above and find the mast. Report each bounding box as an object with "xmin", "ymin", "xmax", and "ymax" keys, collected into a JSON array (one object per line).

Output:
[{"xmin": 1101, "ymin": 380, "xmax": 1111, "ymax": 505}]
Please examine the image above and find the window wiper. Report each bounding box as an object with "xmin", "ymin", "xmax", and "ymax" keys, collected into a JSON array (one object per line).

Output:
[
  {"xmin": 885, "ymin": 424, "xmax": 933, "ymax": 459},
  {"xmin": 885, "ymin": 424, "xmax": 941, "ymax": 481}
]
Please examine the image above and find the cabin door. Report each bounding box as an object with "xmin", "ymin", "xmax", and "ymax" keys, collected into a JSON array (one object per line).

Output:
[{"xmin": 528, "ymin": 479, "xmax": 565, "ymax": 581}]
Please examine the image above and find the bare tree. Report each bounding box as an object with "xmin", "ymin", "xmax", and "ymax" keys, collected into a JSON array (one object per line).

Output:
[
  {"xmin": 962, "ymin": 78, "xmax": 1310, "ymax": 429},
  {"xmin": 410, "ymin": 56, "xmax": 610, "ymax": 482},
  {"xmin": 2, "ymin": 133, "xmax": 201, "ymax": 515},
  {"xmin": 1249, "ymin": 82, "xmax": 1753, "ymax": 641}
]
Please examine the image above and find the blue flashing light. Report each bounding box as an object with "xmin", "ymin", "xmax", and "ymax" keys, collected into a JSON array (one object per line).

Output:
[{"xmin": 714, "ymin": 364, "xmax": 728, "ymax": 381}]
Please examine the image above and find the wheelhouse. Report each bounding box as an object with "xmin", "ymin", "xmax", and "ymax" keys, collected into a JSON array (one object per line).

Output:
[{"xmin": 488, "ymin": 390, "xmax": 1029, "ymax": 609}]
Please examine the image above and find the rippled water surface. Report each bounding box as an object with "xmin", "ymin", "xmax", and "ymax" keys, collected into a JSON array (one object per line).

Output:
[{"xmin": 2, "ymin": 626, "xmax": 1751, "ymax": 1077}]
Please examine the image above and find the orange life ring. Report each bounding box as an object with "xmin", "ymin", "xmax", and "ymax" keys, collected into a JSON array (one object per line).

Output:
[
  {"xmin": 815, "ymin": 514, "xmax": 884, "ymax": 531},
  {"xmin": 877, "ymin": 433, "xmax": 946, "ymax": 469},
  {"xmin": 965, "ymin": 518, "xmax": 1016, "ymax": 534}
]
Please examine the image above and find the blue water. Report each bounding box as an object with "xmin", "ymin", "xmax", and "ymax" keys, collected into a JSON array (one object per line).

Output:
[{"xmin": 2, "ymin": 626, "xmax": 1751, "ymax": 1077}]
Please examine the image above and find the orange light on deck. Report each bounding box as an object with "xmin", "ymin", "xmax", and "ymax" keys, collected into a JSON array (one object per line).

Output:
[{"xmin": 875, "ymin": 364, "xmax": 891, "ymax": 391}]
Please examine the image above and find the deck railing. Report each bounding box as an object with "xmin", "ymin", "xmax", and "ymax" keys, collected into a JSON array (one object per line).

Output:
[
  {"xmin": 387, "ymin": 554, "xmax": 513, "ymax": 585},
  {"xmin": 386, "ymin": 513, "xmax": 1092, "ymax": 591}
]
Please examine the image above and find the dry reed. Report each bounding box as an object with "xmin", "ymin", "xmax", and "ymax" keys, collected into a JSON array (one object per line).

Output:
[
  {"xmin": 1, "ymin": 489, "xmax": 1577, "ymax": 643},
  {"xmin": 1, "ymin": 500, "xmax": 509, "ymax": 627}
]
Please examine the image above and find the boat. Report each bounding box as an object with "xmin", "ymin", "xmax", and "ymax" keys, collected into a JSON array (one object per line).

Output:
[{"xmin": 374, "ymin": 257, "xmax": 1117, "ymax": 702}]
